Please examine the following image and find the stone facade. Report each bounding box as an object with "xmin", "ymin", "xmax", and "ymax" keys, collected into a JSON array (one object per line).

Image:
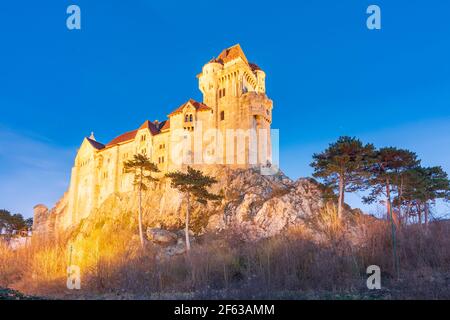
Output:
[{"xmin": 34, "ymin": 44, "xmax": 274, "ymax": 231}]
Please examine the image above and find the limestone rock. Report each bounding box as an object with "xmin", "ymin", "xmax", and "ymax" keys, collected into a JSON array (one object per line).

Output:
[
  {"xmin": 34, "ymin": 167, "xmax": 330, "ymax": 243},
  {"xmin": 146, "ymin": 228, "xmax": 177, "ymax": 245},
  {"xmin": 164, "ymin": 243, "xmax": 186, "ymax": 256},
  {"xmin": 175, "ymin": 229, "xmax": 194, "ymax": 238}
]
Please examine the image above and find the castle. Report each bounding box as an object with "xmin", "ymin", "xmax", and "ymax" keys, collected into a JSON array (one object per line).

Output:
[{"xmin": 55, "ymin": 44, "xmax": 274, "ymax": 228}]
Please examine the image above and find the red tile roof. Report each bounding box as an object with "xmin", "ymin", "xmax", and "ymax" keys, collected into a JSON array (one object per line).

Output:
[
  {"xmin": 160, "ymin": 119, "xmax": 170, "ymax": 131},
  {"xmin": 104, "ymin": 100, "xmax": 210, "ymax": 148},
  {"xmin": 168, "ymin": 99, "xmax": 211, "ymax": 117},
  {"xmin": 106, "ymin": 129, "xmax": 138, "ymax": 147},
  {"xmin": 214, "ymin": 44, "xmax": 248, "ymax": 64},
  {"xmin": 210, "ymin": 44, "xmax": 261, "ymax": 73}
]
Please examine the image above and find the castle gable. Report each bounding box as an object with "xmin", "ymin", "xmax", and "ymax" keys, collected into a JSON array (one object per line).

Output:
[
  {"xmin": 168, "ymin": 99, "xmax": 211, "ymax": 117},
  {"xmin": 79, "ymin": 137, "xmax": 103, "ymax": 152},
  {"xmin": 75, "ymin": 137, "xmax": 102, "ymax": 165},
  {"xmin": 86, "ymin": 137, "xmax": 105, "ymax": 150},
  {"xmin": 138, "ymin": 120, "xmax": 160, "ymax": 135}
]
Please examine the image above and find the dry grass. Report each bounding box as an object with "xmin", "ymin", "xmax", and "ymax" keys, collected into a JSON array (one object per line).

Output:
[
  {"xmin": 0, "ymin": 241, "xmax": 23, "ymax": 287},
  {"xmin": 311, "ymin": 202, "xmax": 344, "ymax": 242},
  {"xmin": 1, "ymin": 208, "xmax": 449, "ymax": 299},
  {"xmin": 0, "ymin": 239, "xmax": 67, "ymax": 292}
]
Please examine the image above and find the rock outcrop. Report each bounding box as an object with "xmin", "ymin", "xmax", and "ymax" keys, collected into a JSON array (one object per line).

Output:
[
  {"xmin": 146, "ymin": 228, "xmax": 197, "ymax": 257},
  {"xmin": 33, "ymin": 166, "xmax": 327, "ymax": 242},
  {"xmin": 146, "ymin": 228, "xmax": 178, "ymax": 245}
]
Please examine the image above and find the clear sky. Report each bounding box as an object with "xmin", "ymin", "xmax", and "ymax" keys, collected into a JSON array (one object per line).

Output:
[{"xmin": 1, "ymin": 0, "xmax": 449, "ymax": 218}]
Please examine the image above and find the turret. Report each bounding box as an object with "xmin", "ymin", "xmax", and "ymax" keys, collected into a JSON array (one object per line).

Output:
[{"xmin": 198, "ymin": 61, "xmax": 223, "ymax": 108}]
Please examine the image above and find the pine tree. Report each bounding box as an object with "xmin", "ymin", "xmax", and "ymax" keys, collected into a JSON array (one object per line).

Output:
[
  {"xmin": 0, "ymin": 210, "xmax": 31, "ymax": 237},
  {"xmin": 401, "ymin": 166, "xmax": 450, "ymax": 225},
  {"xmin": 165, "ymin": 166, "xmax": 221, "ymax": 251},
  {"xmin": 0, "ymin": 209, "xmax": 10, "ymax": 234},
  {"xmin": 363, "ymin": 147, "xmax": 419, "ymax": 221},
  {"xmin": 311, "ymin": 136, "xmax": 375, "ymax": 219},
  {"xmin": 124, "ymin": 153, "xmax": 160, "ymax": 247}
]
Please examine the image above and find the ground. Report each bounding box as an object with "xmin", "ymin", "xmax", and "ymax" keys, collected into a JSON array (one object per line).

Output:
[{"xmin": 0, "ymin": 287, "xmax": 41, "ymax": 300}]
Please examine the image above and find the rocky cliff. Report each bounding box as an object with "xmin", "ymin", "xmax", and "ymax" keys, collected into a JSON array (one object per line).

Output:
[{"xmin": 33, "ymin": 166, "xmax": 328, "ymax": 243}]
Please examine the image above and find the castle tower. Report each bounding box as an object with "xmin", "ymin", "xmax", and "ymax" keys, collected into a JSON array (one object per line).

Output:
[{"xmin": 197, "ymin": 44, "xmax": 273, "ymax": 167}]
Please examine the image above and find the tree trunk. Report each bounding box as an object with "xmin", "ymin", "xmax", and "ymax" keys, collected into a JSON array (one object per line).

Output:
[
  {"xmin": 337, "ymin": 173, "xmax": 344, "ymax": 219},
  {"xmin": 424, "ymin": 202, "xmax": 429, "ymax": 228},
  {"xmin": 138, "ymin": 169, "xmax": 144, "ymax": 248},
  {"xmin": 417, "ymin": 203, "xmax": 422, "ymax": 225},
  {"xmin": 385, "ymin": 179, "xmax": 391, "ymax": 221},
  {"xmin": 185, "ymin": 193, "xmax": 191, "ymax": 252},
  {"xmin": 405, "ymin": 201, "xmax": 412, "ymax": 225},
  {"xmin": 398, "ymin": 177, "xmax": 403, "ymax": 225}
]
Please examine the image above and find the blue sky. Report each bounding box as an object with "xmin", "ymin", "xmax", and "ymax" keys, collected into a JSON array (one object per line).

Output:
[{"xmin": 1, "ymin": 0, "xmax": 449, "ymax": 218}]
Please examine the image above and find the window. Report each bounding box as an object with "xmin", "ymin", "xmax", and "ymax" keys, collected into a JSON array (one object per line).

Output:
[
  {"xmin": 189, "ymin": 114, "xmax": 193, "ymax": 122},
  {"xmin": 141, "ymin": 135, "xmax": 146, "ymax": 141},
  {"xmin": 185, "ymin": 114, "xmax": 189, "ymax": 122},
  {"xmin": 220, "ymin": 111, "xmax": 225, "ymax": 121},
  {"xmin": 223, "ymin": 88, "xmax": 225, "ymax": 97},
  {"xmin": 82, "ymin": 159, "xmax": 93, "ymax": 167}
]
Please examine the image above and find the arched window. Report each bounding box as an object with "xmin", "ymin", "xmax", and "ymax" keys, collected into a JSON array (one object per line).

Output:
[
  {"xmin": 189, "ymin": 114, "xmax": 193, "ymax": 122},
  {"xmin": 185, "ymin": 114, "xmax": 189, "ymax": 122}
]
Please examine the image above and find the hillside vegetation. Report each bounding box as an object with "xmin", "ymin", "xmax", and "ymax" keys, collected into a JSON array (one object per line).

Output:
[{"xmin": 2, "ymin": 136, "xmax": 449, "ymax": 299}]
